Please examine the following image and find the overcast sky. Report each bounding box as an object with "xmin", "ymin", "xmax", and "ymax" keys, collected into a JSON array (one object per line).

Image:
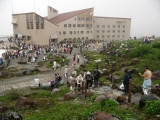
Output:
[{"xmin": 0, "ymin": 0, "xmax": 160, "ymax": 38}]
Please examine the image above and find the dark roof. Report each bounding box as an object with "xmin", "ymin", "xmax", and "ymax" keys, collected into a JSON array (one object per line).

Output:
[
  {"xmin": 48, "ymin": 8, "xmax": 93, "ymax": 24},
  {"xmin": 94, "ymin": 16, "xmax": 131, "ymax": 20}
]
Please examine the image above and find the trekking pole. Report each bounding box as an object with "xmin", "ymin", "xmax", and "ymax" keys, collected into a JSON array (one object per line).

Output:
[
  {"xmin": 85, "ymin": 81, "xmax": 87, "ymax": 98},
  {"xmin": 128, "ymin": 79, "xmax": 132, "ymax": 103}
]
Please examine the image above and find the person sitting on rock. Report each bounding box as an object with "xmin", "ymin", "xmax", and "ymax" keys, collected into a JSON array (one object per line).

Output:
[
  {"xmin": 34, "ymin": 77, "xmax": 40, "ymax": 87},
  {"xmin": 123, "ymin": 69, "xmax": 131, "ymax": 94}
]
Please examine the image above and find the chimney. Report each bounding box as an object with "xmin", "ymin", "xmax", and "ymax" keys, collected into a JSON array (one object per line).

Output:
[{"xmin": 48, "ymin": 6, "xmax": 58, "ymax": 19}]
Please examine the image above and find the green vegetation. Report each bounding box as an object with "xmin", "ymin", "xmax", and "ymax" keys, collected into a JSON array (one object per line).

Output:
[{"xmin": 144, "ymin": 100, "xmax": 160, "ymax": 114}]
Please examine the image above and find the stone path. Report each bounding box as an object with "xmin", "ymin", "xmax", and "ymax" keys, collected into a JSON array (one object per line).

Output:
[{"xmin": 0, "ymin": 48, "xmax": 86, "ymax": 94}]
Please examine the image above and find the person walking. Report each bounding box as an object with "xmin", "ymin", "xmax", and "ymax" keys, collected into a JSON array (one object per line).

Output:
[
  {"xmin": 92, "ymin": 67, "xmax": 100, "ymax": 87},
  {"xmin": 34, "ymin": 77, "xmax": 40, "ymax": 87},
  {"xmin": 55, "ymin": 74, "xmax": 59, "ymax": 88},
  {"xmin": 139, "ymin": 66, "xmax": 152, "ymax": 95},
  {"xmin": 77, "ymin": 54, "xmax": 80, "ymax": 63},
  {"xmin": 76, "ymin": 74, "xmax": 84, "ymax": 90},
  {"xmin": 85, "ymin": 71, "xmax": 94, "ymax": 89},
  {"xmin": 64, "ymin": 66, "xmax": 68, "ymax": 77},
  {"xmin": 123, "ymin": 70, "xmax": 131, "ymax": 94}
]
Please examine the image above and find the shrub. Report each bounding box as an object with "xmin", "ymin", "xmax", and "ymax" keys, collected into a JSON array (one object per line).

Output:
[
  {"xmin": 152, "ymin": 42, "xmax": 160, "ymax": 48},
  {"xmin": 5, "ymin": 89, "xmax": 25, "ymax": 100},
  {"xmin": 144, "ymin": 100, "xmax": 160, "ymax": 114}
]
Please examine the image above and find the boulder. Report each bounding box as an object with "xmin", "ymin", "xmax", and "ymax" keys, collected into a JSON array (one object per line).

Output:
[
  {"xmin": 152, "ymin": 70, "xmax": 160, "ymax": 80},
  {"xmin": 131, "ymin": 58, "xmax": 139, "ymax": 65},
  {"xmin": 51, "ymin": 88, "xmax": 60, "ymax": 95},
  {"xmin": 15, "ymin": 97, "xmax": 37, "ymax": 111},
  {"xmin": 87, "ymin": 112, "xmax": 121, "ymax": 120},
  {"xmin": 0, "ymin": 112, "xmax": 23, "ymax": 120},
  {"xmin": 25, "ymin": 69, "xmax": 32, "ymax": 75},
  {"xmin": 112, "ymin": 84, "xmax": 119, "ymax": 89},
  {"xmin": 117, "ymin": 96, "xmax": 126, "ymax": 103},
  {"xmin": 95, "ymin": 95, "xmax": 108, "ymax": 102},
  {"xmin": 139, "ymin": 94, "xmax": 160, "ymax": 108},
  {"xmin": 151, "ymin": 85, "xmax": 160, "ymax": 96},
  {"xmin": 42, "ymin": 82, "xmax": 51, "ymax": 88},
  {"xmin": 37, "ymin": 61, "xmax": 43, "ymax": 66},
  {"xmin": 0, "ymin": 106, "xmax": 9, "ymax": 112},
  {"xmin": 64, "ymin": 91, "xmax": 77, "ymax": 100},
  {"xmin": 113, "ymin": 75, "xmax": 121, "ymax": 83},
  {"xmin": 16, "ymin": 71, "xmax": 24, "ymax": 76}
]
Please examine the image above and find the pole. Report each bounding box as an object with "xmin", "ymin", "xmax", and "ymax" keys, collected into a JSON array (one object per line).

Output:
[
  {"xmin": 128, "ymin": 79, "xmax": 132, "ymax": 102},
  {"xmin": 85, "ymin": 81, "xmax": 87, "ymax": 98}
]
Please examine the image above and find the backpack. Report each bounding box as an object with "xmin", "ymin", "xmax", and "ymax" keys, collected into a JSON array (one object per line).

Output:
[
  {"xmin": 58, "ymin": 76, "xmax": 62, "ymax": 81},
  {"xmin": 86, "ymin": 74, "xmax": 93, "ymax": 81},
  {"xmin": 93, "ymin": 70, "xmax": 100, "ymax": 79}
]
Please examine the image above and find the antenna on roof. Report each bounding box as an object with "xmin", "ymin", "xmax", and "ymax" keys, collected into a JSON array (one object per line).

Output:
[{"xmin": 11, "ymin": 0, "xmax": 13, "ymax": 14}]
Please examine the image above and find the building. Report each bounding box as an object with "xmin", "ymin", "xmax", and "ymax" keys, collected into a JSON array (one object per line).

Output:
[{"xmin": 12, "ymin": 6, "xmax": 131, "ymax": 45}]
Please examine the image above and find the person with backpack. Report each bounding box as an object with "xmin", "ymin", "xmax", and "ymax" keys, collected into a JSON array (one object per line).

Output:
[
  {"xmin": 92, "ymin": 67, "xmax": 100, "ymax": 87},
  {"xmin": 55, "ymin": 74, "xmax": 60, "ymax": 88},
  {"xmin": 123, "ymin": 69, "xmax": 131, "ymax": 94},
  {"xmin": 85, "ymin": 71, "xmax": 94, "ymax": 89}
]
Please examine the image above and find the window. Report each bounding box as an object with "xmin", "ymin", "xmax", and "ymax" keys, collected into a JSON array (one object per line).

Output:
[
  {"xmin": 86, "ymin": 31, "xmax": 89, "ymax": 34},
  {"xmin": 97, "ymin": 30, "xmax": 99, "ymax": 33},
  {"xmin": 64, "ymin": 24, "xmax": 67, "ymax": 27},
  {"xmin": 75, "ymin": 18, "xmax": 76, "ymax": 21},
  {"xmin": 118, "ymin": 25, "xmax": 120, "ymax": 28},
  {"xmin": 27, "ymin": 36, "xmax": 31, "ymax": 40},
  {"xmin": 107, "ymin": 25, "xmax": 110, "ymax": 28},
  {"xmin": 107, "ymin": 35, "xmax": 110, "ymax": 38},
  {"xmin": 112, "ymin": 35, "xmax": 115, "ymax": 37},
  {"xmin": 26, "ymin": 14, "xmax": 34, "ymax": 29},
  {"xmin": 117, "ymin": 35, "xmax": 120, "ymax": 38},
  {"xmin": 123, "ymin": 25, "xmax": 125, "ymax": 28},
  {"xmin": 74, "ymin": 31, "xmax": 76, "ymax": 34},
  {"xmin": 35, "ymin": 15, "xmax": 39, "ymax": 29},
  {"xmin": 97, "ymin": 35, "xmax": 99, "ymax": 38},
  {"xmin": 81, "ymin": 31, "xmax": 83, "ymax": 34},
  {"xmin": 40, "ymin": 17, "xmax": 44, "ymax": 29},
  {"xmin": 107, "ymin": 30, "xmax": 110, "ymax": 33},
  {"xmin": 123, "ymin": 30, "xmax": 125, "ymax": 33},
  {"xmin": 102, "ymin": 35, "xmax": 105, "ymax": 38},
  {"xmin": 102, "ymin": 25, "xmax": 105, "ymax": 28},
  {"xmin": 91, "ymin": 31, "xmax": 92, "ymax": 33},
  {"xmin": 81, "ymin": 24, "xmax": 85, "ymax": 27},
  {"xmin": 102, "ymin": 30, "xmax": 105, "ymax": 33},
  {"xmin": 27, "ymin": 23, "xmax": 30, "ymax": 29},
  {"xmin": 113, "ymin": 25, "xmax": 115, "ymax": 28},
  {"xmin": 123, "ymin": 35, "xmax": 125, "ymax": 37},
  {"xmin": 31, "ymin": 22, "xmax": 33, "ymax": 29},
  {"xmin": 69, "ymin": 31, "xmax": 72, "ymax": 34},
  {"xmin": 117, "ymin": 30, "xmax": 120, "ymax": 33},
  {"xmin": 112, "ymin": 30, "xmax": 115, "ymax": 33},
  {"xmin": 77, "ymin": 24, "xmax": 80, "ymax": 27},
  {"xmin": 77, "ymin": 31, "xmax": 79, "ymax": 34},
  {"xmin": 59, "ymin": 32, "xmax": 61, "ymax": 35},
  {"xmin": 68, "ymin": 24, "xmax": 71, "ymax": 27},
  {"xmin": 73, "ymin": 24, "xmax": 76, "ymax": 27},
  {"xmin": 63, "ymin": 31, "xmax": 66, "ymax": 35},
  {"xmin": 97, "ymin": 25, "xmax": 99, "ymax": 28}
]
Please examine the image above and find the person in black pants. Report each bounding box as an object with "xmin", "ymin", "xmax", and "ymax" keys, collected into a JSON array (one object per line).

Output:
[
  {"xmin": 85, "ymin": 71, "xmax": 94, "ymax": 89},
  {"xmin": 123, "ymin": 70, "xmax": 131, "ymax": 93},
  {"xmin": 93, "ymin": 67, "xmax": 100, "ymax": 87}
]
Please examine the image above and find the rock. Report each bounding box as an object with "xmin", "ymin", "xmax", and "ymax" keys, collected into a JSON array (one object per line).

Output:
[
  {"xmin": 0, "ymin": 106, "xmax": 9, "ymax": 112},
  {"xmin": 139, "ymin": 94, "xmax": 160, "ymax": 108},
  {"xmin": 95, "ymin": 59, "xmax": 101, "ymax": 63},
  {"xmin": 25, "ymin": 69, "xmax": 32, "ymax": 75},
  {"xmin": 64, "ymin": 91, "xmax": 77, "ymax": 100},
  {"xmin": 151, "ymin": 86, "xmax": 160, "ymax": 96},
  {"xmin": 16, "ymin": 71, "xmax": 24, "ymax": 76},
  {"xmin": 87, "ymin": 112, "xmax": 121, "ymax": 120},
  {"xmin": 95, "ymin": 95, "xmax": 108, "ymax": 102},
  {"xmin": 0, "ymin": 112, "xmax": 23, "ymax": 120},
  {"xmin": 0, "ymin": 71, "xmax": 8, "ymax": 77},
  {"xmin": 152, "ymin": 70, "xmax": 160, "ymax": 80},
  {"xmin": 112, "ymin": 84, "xmax": 119, "ymax": 89},
  {"xmin": 51, "ymin": 88, "xmax": 60, "ymax": 95},
  {"xmin": 15, "ymin": 97, "xmax": 37, "ymax": 111},
  {"xmin": 113, "ymin": 75, "xmax": 120, "ymax": 83},
  {"xmin": 117, "ymin": 96, "xmax": 126, "ymax": 103},
  {"xmin": 37, "ymin": 61, "xmax": 43, "ymax": 65},
  {"xmin": 131, "ymin": 58, "xmax": 139, "ymax": 65},
  {"xmin": 42, "ymin": 82, "xmax": 51, "ymax": 88},
  {"xmin": 86, "ymin": 91, "xmax": 95, "ymax": 97}
]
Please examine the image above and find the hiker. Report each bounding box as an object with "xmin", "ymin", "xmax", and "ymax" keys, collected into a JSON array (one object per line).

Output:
[
  {"xmin": 76, "ymin": 74, "xmax": 84, "ymax": 90},
  {"xmin": 50, "ymin": 80, "xmax": 54, "ymax": 89},
  {"xmin": 55, "ymin": 74, "xmax": 60, "ymax": 88},
  {"xmin": 72, "ymin": 69, "xmax": 77, "ymax": 77},
  {"xmin": 53, "ymin": 61, "xmax": 57, "ymax": 70},
  {"xmin": 139, "ymin": 66, "xmax": 152, "ymax": 95},
  {"xmin": 34, "ymin": 77, "xmax": 40, "ymax": 87},
  {"xmin": 123, "ymin": 70, "xmax": 131, "ymax": 93},
  {"xmin": 64, "ymin": 66, "xmax": 68, "ymax": 77},
  {"xmin": 92, "ymin": 67, "xmax": 100, "ymax": 87},
  {"xmin": 68, "ymin": 76, "xmax": 76, "ymax": 91},
  {"xmin": 77, "ymin": 54, "xmax": 80, "ymax": 63},
  {"xmin": 85, "ymin": 71, "xmax": 94, "ymax": 89}
]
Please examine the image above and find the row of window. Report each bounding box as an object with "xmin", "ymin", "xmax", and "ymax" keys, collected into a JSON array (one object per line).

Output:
[
  {"xmin": 96, "ymin": 25, "xmax": 125, "ymax": 28},
  {"xmin": 26, "ymin": 14, "xmax": 44, "ymax": 29},
  {"xmin": 64, "ymin": 37, "xmax": 89, "ymax": 41},
  {"xmin": 97, "ymin": 30, "xmax": 125, "ymax": 33},
  {"xmin": 64, "ymin": 24, "xmax": 92, "ymax": 28},
  {"xmin": 75, "ymin": 17, "xmax": 92, "ymax": 21},
  {"xmin": 97, "ymin": 35, "xmax": 125, "ymax": 38},
  {"xmin": 59, "ymin": 31, "xmax": 92, "ymax": 35}
]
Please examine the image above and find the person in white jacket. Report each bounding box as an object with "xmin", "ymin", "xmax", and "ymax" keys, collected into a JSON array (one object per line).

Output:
[{"xmin": 76, "ymin": 74, "xmax": 83, "ymax": 90}]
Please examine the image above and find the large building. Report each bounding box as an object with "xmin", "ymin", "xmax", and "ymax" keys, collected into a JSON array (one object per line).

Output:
[{"xmin": 12, "ymin": 6, "xmax": 131, "ymax": 45}]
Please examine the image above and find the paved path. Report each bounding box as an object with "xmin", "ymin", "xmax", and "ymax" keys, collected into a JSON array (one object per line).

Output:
[{"xmin": 0, "ymin": 48, "xmax": 86, "ymax": 94}]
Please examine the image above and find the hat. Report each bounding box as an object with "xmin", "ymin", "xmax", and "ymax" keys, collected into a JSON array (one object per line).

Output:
[{"xmin": 87, "ymin": 71, "xmax": 91, "ymax": 74}]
